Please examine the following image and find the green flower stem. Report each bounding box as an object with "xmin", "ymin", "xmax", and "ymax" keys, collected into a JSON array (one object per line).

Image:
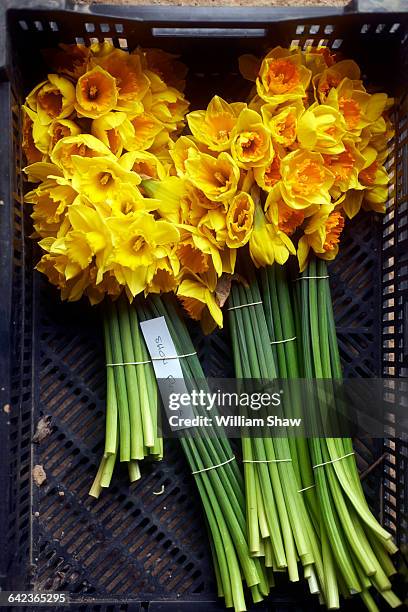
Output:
[
  {"xmin": 128, "ymin": 459, "xmax": 141, "ymax": 483},
  {"xmin": 89, "ymin": 456, "xmax": 106, "ymax": 498},
  {"xmin": 103, "ymin": 312, "xmax": 118, "ymax": 456},
  {"xmin": 107, "ymin": 300, "xmax": 130, "ymax": 462},
  {"xmin": 128, "ymin": 301, "xmax": 155, "ymax": 449},
  {"xmin": 117, "ymin": 298, "xmax": 144, "ymax": 460}
]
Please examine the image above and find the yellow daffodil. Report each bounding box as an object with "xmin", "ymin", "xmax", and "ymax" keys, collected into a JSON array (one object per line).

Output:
[
  {"xmin": 253, "ymin": 153, "xmax": 282, "ymax": 192},
  {"xmin": 27, "ymin": 74, "xmax": 76, "ymax": 125},
  {"xmin": 43, "ymin": 43, "xmax": 91, "ymax": 79},
  {"xmin": 24, "ymin": 161, "xmax": 63, "ymax": 184},
  {"xmin": 265, "ymin": 186, "xmax": 306, "ymax": 236},
  {"xmin": 147, "ymin": 255, "xmax": 180, "ymax": 294},
  {"xmin": 313, "ymin": 60, "xmax": 361, "ymax": 103},
  {"xmin": 256, "ymin": 47, "xmax": 312, "ymax": 105},
  {"xmin": 91, "ymin": 112, "xmax": 133, "ymax": 157},
  {"xmin": 22, "ymin": 106, "xmax": 49, "ymax": 163},
  {"xmin": 323, "ymin": 140, "xmax": 365, "ymax": 198},
  {"xmin": 262, "ymin": 102, "xmax": 303, "ymax": 147},
  {"xmin": 71, "ymin": 155, "xmax": 141, "ymax": 205},
  {"xmin": 231, "ymin": 108, "xmax": 273, "ymax": 168},
  {"xmin": 25, "ymin": 181, "xmax": 77, "ymax": 238},
  {"xmin": 122, "ymin": 111, "xmax": 164, "ymax": 151},
  {"xmin": 76, "ymin": 65, "xmax": 118, "ymax": 119},
  {"xmin": 177, "ymin": 270, "xmax": 223, "ymax": 332},
  {"xmin": 187, "ymin": 96, "xmax": 243, "ymax": 152},
  {"xmin": 169, "ymin": 136, "xmax": 200, "ymax": 176},
  {"xmin": 48, "ymin": 119, "xmax": 81, "ymax": 153},
  {"xmin": 297, "ymin": 205, "xmax": 345, "ymax": 271},
  {"xmin": 297, "ymin": 103, "xmax": 347, "ymax": 154},
  {"xmin": 249, "ymin": 202, "xmax": 296, "ymax": 267},
  {"xmin": 185, "ymin": 151, "xmax": 240, "ymax": 202},
  {"xmin": 107, "ymin": 211, "xmax": 179, "ymax": 296},
  {"xmin": 226, "ymin": 191, "xmax": 254, "ymax": 248},
  {"xmin": 176, "ymin": 238, "xmax": 212, "ymax": 274},
  {"xmin": 326, "ymin": 79, "xmax": 389, "ymax": 138},
  {"xmin": 303, "ymin": 46, "xmax": 336, "ymax": 76},
  {"xmin": 120, "ymin": 150, "xmax": 166, "ymax": 181},
  {"xmin": 198, "ymin": 208, "xmax": 228, "ymax": 249},
  {"xmin": 92, "ymin": 43, "xmax": 150, "ymax": 111},
  {"xmin": 51, "ymin": 134, "xmax": 115, "ymax": 178},
  {"xmin": 146, "ymin": 87, "xmax": 189, "ymax": 132},
  {"xmin": 358, "ymin": 147, "xmax": 389, "ymax": 211},
  {"xmin": 280, "ymin": 150, "xmax": 335, "ymax": 209}
]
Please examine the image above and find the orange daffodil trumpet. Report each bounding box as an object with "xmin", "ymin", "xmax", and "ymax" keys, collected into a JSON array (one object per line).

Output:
[
  {"xmin": 23, "ymin": 42, "xmax": 393, "ymax": 329},
  {"xmin": 23, "ymin": 42, "xmax": 189, "ymax": 305}
]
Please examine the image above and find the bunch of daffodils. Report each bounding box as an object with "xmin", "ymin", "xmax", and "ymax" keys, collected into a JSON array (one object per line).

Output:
[
  {"xmin": 143, "ymin": 46, "xmax": 393, "ymax": 332},
  {"xmin": 23, "ymin": 42, "xmax": 189, "ymax": 304}
]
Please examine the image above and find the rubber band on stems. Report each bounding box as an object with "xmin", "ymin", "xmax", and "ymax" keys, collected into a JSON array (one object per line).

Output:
[
  {"xmin": 242, "ymin": 458, "xmax": 292, "ymax": 464},
  {"xmin": 106, "ymin": 351, "xmax": 197, "ymax": 367},
  {"xmin": 295, "ymin": 275, "xmax": 329, "ymax": 281},
  {"xmin": 270, "ymin": 336, "xmax": 296, "ymax": 345},
  {"xmin": 227, "ymin": 301, "xmax": 262, "ymax": 311},
  {"xmin": 312, "ymin": 452, "xmax": 355, "ymax": 469},
  {"xmin": 298, "ymin": 484, "xmax": 316, "ymax": 493},
  {"xmin": 191, "ymin": 456, "xmax": 236, "ymax": 475}
]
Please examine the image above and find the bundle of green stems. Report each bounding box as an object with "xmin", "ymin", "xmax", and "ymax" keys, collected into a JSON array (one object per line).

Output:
[
  {"xmin": 294, "ymin": 257, "xmax": 400, "ymax": 611},
  {"xmin": 138, "ymin": 293, "xmax": 270, "ymax": 612},
  {"xmin": 90, "ymin": 297, "xmax": 162, "ymax": 498}
]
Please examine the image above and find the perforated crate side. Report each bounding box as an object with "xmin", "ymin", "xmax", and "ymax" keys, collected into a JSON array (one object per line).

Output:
[{"xmin": 1, "ymin": 5, "xmax": 407, "ymax": 611}]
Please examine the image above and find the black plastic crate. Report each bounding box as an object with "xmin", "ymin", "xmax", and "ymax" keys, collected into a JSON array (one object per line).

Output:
[{"xmin": 0, "ymin": 2, "xmax": 407, "ymax": 610}]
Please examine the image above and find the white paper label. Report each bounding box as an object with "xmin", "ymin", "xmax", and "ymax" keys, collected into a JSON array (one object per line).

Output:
[{"xmin": 140, "ymin": 316, "xmax": 195, "ymax": 430}]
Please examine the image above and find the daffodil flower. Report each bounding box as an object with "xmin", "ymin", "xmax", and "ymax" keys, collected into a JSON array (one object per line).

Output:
[
  {"xmin": 91, "ymin": 112, "xmax": 130, "ymax": 156},
  {"xmin": 71, "ymin": 155, "xmax": 141, "ymax": 205},
  {"xmin": 256, "ymin": 47, "xmax": 312, "ymax": 105},
  {"xmin": 262, "ymin": 102, "xmax": 303, "ymax": 148},
  {"xmin": 297, "ymin": 204, "xmax": 345, "ymax": 271},
  {"xmin": 231, "ymin": 108, "xmax": 273, "ymax": 169},
  {"xmin": 51, "ymin": 134, "xmax": 115, "ymax": 178},
  {"xmin": 185, "ymin": 151, "xmax": 240, "ymax": 202},
  {"xmin": 48, "ymin": 118, "xmax": 82, "ymax": 153},
  {"xmin": 280, "ymin": 149, "xmax": 335, "ymax": 209},
  {"xmin": 177, "ymin": 270, "xmax": 223, "ymax": 333},
  {"xmin": 313, "ymin": 60, "xmax": 361, "ymax": 103},
  {"xmin": 249, "ymin": 202, "xmax": 296, "ymax": 267},
  {"xmin": 22, "ymin": 106, "xmax": 49, "ymax": 163},
  {"xmin": 297, "ymin": 103, "xmax": 347, "ymax": 154},
  {"xmin": 187, "ymin": 96, "xmax": 243, "ymax": 152},
  {"xmin": 91, "ymin": 43, "xmax": 150, "ymax": 111},
  {"xmin": 27, "ymin": 74, "xmax": 76, "ymax": 126},
  {"xmin": 76, "ymin": 65, "xmax": 118, "ymax": 119},
  {"xmin": 226, "ymin": 191, "xmax": 255, "ymax": 248},
  {"xmin": 25, "ymin": 180, "xmax": 77, "ymax": 238}
]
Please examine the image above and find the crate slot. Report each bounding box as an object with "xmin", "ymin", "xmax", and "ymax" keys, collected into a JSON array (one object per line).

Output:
[
  {"xmin": 296, "ymin": 25, "xmax": 305, "ymax": 35},
  {"xmin": 49, "ymin": 21, "xmax": 59, "ymax": 32},
  {"xmin": 152, "ymin": 27, "xmax": 267, "ymax": 38},
  {"xmin": 390, "ymin": 23, "xmax": 401, "ymax": 34},
  {"xmin": 324, "ymin": 24, "xmax": 334, "ymax": 35},
  {"xmin": 309, "ymin": 25, "xmax": 320, "ymax": 34},
  {"xmin": 100, "ymin": 23, "xmax": 110, "ymax": 33},
  {"xmin": 376, "ymin": 24, "xmax": 386, "ymax": 34},
  {"xmin": 85, "ymin": 22, "xmax": 95, "ymax": 33},
  {"xmin": 332, "ymin": 39, "xmax": 343, "ymax": 49}
]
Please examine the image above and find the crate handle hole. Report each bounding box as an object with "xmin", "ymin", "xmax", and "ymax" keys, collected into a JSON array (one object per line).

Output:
[
  {"xmin": 34, "ymin": 21, "xmax": 43, "ymax": 31},
  {"xmin": 19, "ymin": 20, "xmax": 28, "ymax": 30},
  {"xmin": 361, "ymin": 24, "xmax": 371, "ymax": 34},
  {"xmin": 390, "ymin": 23, "xmax": 400, "ymax": 34},
  {"xmin": 152, "ymin": 27, "xmax": 267, "ymax": 38},
  {"xmin": 376, "ymin": 24, "xmax": 386, "ymax": 34}
]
